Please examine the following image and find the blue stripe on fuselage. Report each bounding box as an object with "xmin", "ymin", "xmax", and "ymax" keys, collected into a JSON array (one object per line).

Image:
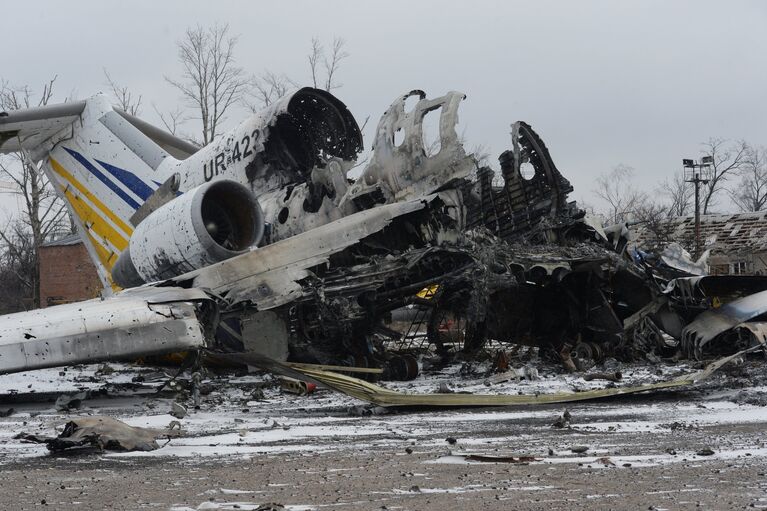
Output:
[
  {"xmin": 63, "ymin": 148, "xmax": 141, "ymax": 210},
  {"xmin": 95, "ymin": 159, "xmax": 155, "ymax": 201}
]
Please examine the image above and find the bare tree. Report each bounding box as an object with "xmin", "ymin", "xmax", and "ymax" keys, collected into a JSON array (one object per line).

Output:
[
  {"xmin": 577, "ymin": 198, "xmax": 598, "ymax": 216},
  {"xmin": 103, "ymin": 69, "xmax": 142, "ymax": 116},
  {"xmin": 633, "ymin": 198, "xmax": 697, "ymax": 252},
  {"xmin": 166, "ymin": 23, "xmax": 249, "ymax": 145},
  {"xmin": 700, "ymin": 137, "xmax": 749, "ymax": 214},
  {"xmin": 731, "ymin": 145, "xmax": 767, "ymax": 212},
  {"xmin": 248, "ymin": 36, "xmax": 350, "ymax": 111},
  {"xmin": 152, "ymin": 103, "xmax": 186, "ymax": 136},
  {"xmin": 323, "ymin": 37, "xmax": 349, "ymax": 91},
  {"xmin": 593, "ymin": 164, "xmax": 649, "ymax": 224},
  {"xmin": 471, "ymin": 143, "xmax": 492, "ymax": 169},
  {"xmin": 248, "ymin": 71, "xmax": 295, "ymax": 110},
  {"xmin": 308, "ymin": 37, "xmax": 323, "ymax": 89},
  {"xmin": 0, "ymin": 77, "xmax": 71, "ymax": 309},
  {"xmin": 657, "ymin": 173, "xmax": 693, "ymax": 218},
  {"xmin": 0, "ymin": 220, "xmax": 37, "ymax": 313}
]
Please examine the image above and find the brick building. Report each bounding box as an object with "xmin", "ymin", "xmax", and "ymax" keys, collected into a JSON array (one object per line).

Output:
[{"xmin": 39, "ymin": 234, "xmax": 102, "ymax": 307}]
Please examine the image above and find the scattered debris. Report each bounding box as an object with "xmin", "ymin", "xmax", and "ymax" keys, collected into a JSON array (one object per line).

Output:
[
  {"xmin": 463, "ymin": 454, "xmax": 539, "ymax": 463},
  {"xmin": 54, "ymin": 391, "xmax": 88, "ymax": 412},
  {"xmin": 664, "ymin": 421, "xmax": 699, "ymax": 431},
  {"xmin": 255, "ymin": 504, "xmax": 285, "ymax": 511},
  {"xmin": 278, "ymin": 377, "xmax": 316, "ymax": 396},
  {"xmin": 437, "ymin": 382, "xmax": 454, "ymax": 394},
  {"xmin": 552, "ymin": 409, "xmax": 572, "ymax": 429},
  {"xmin": 170, "ymin": 402, "xmax": 187, "ymax": 419},
  {"xmin": 583, "ymin": 371, "xmax": 622, "ymax": 382},
  {"xmin": 96, "ymin": 364, "xmax": 115, "ymax": 376},
  {"xmin": 487, "ymin": 366, "xmax": 540, "ymax": 384}
]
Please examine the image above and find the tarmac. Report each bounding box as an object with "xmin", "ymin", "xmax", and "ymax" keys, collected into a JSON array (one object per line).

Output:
[{"xmin": 2, "ymin": 359, "xmax": 767, "ymax": 510}]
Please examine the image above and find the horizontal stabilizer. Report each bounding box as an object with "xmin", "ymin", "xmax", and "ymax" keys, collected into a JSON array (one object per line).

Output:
[{"xmin": 0, "ymin": 101, "xmax": 86, "ymax": 154}]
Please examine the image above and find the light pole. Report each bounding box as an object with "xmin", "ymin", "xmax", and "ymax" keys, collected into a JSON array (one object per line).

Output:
[{"xmin": 683, "ymin": 156, "xmax": 713, "ymax": 259}]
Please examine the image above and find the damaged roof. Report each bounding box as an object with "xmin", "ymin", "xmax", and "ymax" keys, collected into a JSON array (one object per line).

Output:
[{"xmin": 634, "ymin": 211, "xmax": 767, "ymax": 254}]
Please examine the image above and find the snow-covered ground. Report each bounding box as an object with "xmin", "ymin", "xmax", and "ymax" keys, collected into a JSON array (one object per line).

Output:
[
  {"xmin": 2, "ymin": 360, "xmax": 767, "ymax": 510},
  {"xmin": 0, "ymin": 359, "xmax": 763, "ymax": 466}
]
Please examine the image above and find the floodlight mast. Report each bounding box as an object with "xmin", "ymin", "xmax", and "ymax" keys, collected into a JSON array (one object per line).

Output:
[{"xmin": 683, "ymin": 157, "xmax": 713, "ymax": 259}]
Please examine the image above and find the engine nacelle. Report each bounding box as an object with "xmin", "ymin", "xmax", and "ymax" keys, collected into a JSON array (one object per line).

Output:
[{"xmin": 112, "ymin": 180, "xmax": 263, "ymax": 287}]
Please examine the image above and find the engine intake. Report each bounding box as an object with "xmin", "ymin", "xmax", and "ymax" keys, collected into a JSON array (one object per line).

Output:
[{"xmin": 112, "ymin": 180, "xmax": 263, "ymax": 287}]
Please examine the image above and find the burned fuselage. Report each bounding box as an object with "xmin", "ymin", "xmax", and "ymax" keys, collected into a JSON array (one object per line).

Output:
[{"xmin": 215, "ymin": 88, "xmax": 767, "ymax": 375}]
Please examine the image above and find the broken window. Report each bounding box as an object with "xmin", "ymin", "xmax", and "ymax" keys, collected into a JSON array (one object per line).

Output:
[{"xmin": 730, "ymin": 261, "xmax": 749, "ymax": 275}]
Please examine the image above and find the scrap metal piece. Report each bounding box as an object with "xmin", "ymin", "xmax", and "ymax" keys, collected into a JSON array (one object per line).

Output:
[
  {"xmin": 286, "ymin": 362, "xmax": 383, "ymax": 375},
  {"xmin": 340, "ymin": 90, "xmax": 475, "ymax": 210},
  {"xmin": 682, "ymin": 289, "xmax": 767, "ymax": 359},
  {"xmin": 15, "ymin": 416, "xmax": 181, "ymax": 452},
  {"xmin": 278, "ymin": 376, "xmax": 316, "ymax": 395},
  {"xmin": 583, "ymin": 371, "xmax": 622, "ymax": 382},
  {"xmin": 487, "ymin": 366, "xmax": 540, "ymax": 384},
  {"xmin": 658, "ymin": 243, "xmax": 709, "ymax": 276},
  {"xmin": 223, "ymin": 347, "xmax": 757, "ymax": 408},
  {"xmin": 462, "ymin": 454, "xmax": 540, "ymax": 463}
]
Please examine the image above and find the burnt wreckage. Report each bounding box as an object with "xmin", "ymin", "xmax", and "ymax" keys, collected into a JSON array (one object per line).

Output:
[
  {"xmin": 186, "ymin": 89, "xmax": 767, "ymax": 378},
  {"xmin": 2, "ymin": 86, "xmax": 761, "ymax": 382}
]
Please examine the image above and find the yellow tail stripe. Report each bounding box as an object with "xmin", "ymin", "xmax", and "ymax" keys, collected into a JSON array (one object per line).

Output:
[
  {"xmin": 63, "ymin": 188, "xmax": 128, "ymax": 252},
  {"xmin": 85, "ymin": 232, "xmax": 121, "ymax": 291},
  {"xmin": 85, "ymin": 231, "xmax": 118, "ymax": 271},
  {"xmin": 49, "ymin": 158, "xmax": 134, "ymax": 237}
]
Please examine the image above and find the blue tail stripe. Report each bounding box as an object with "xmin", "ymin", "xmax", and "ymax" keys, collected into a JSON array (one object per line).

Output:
[
  {"xmin": 63, "ymin": 148, "xmax": 141, "ymax": 210},
  {"xmin": 95, "ymin": 159, "xmax": 155, "ymax": 201}
]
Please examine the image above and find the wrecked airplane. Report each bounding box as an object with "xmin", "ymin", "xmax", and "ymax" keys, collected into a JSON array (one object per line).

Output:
[{"xmin": 1, "ymin": 85, "xmax": 766, "ymax": 403}]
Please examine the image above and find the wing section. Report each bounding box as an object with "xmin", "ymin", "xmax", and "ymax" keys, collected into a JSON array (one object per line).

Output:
[{"xmin": 0, "ymin": 287, "xmax": 213, "ymax": 375}]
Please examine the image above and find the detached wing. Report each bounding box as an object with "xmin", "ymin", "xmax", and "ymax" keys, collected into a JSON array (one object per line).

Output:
[{"xmin": 0, "ymin": 287, "xmax": 212, "ymax": 375}]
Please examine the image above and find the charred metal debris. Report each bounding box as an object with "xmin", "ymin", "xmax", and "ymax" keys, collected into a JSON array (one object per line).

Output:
[{"xmin": 186, "ymin": 88, "xmax": 767, "ymax": 381}]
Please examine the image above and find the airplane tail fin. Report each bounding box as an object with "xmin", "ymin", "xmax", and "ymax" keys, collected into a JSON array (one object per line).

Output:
[{"xmin": 0, "ymin": 94, "xmax": 199, "ymax": 291}]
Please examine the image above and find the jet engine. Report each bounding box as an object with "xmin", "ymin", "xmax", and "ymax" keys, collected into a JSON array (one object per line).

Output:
[{"xmin": 112, "ymin": 180, "xmax": 263, "ymax": 287}]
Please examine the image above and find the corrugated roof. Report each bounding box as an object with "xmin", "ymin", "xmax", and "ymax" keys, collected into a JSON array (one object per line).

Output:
[{"xmin": 41, "ymin": 233, "xmax": 82, "ymax": 247}]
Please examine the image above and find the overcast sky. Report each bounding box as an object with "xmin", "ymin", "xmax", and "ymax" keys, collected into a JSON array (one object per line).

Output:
[{"xmin": 1, "ymin": 0, "xmax": 766, "ymax": 218}]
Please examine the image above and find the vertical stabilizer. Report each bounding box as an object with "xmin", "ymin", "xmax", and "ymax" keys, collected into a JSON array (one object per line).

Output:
[{"xmin": 0, "ymin": 94, "xmax": 197, "ymax": 292}]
